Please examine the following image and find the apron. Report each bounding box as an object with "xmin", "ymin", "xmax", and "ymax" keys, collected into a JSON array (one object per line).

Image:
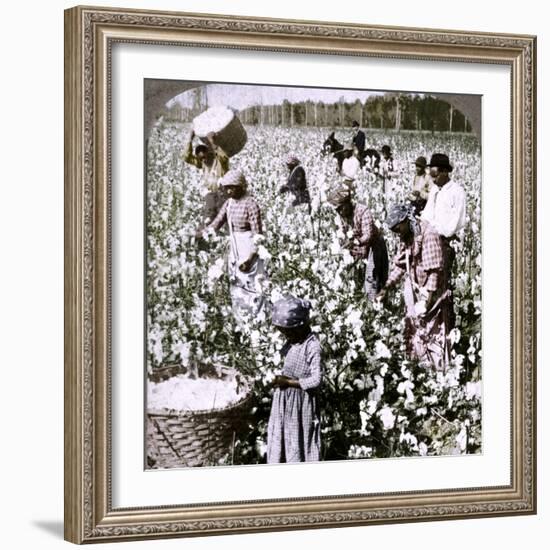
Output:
[{"xmin": 227, "ymin": 199, "xmax": 266, "ymax": 325}]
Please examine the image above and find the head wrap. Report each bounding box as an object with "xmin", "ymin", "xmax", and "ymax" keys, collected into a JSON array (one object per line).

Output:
[
  {"xmin": 220, "ymin": 169, "xmax": 247, "ymax": 189},
  {"xmin": 272, "ymin": 295, "xmax": 311, "ymax": 328},
  {"xmin": 327, "ymin": 186, "xmax": 352, "ymax": 208},
  {"xmin": 285, "ymin": 155, "xmax": 300, "ymax": 166},
  {"xmin": 386, "ymin": 203, "xmax": 419, "ymax": 235}
]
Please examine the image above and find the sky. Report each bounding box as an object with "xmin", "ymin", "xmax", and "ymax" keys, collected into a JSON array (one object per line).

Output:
[{"xmin": 167, "ymin": 83, "xmax": 388, "ymax": 110}]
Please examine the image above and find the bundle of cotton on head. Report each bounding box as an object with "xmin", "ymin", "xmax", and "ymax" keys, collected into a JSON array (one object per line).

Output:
[
  {"xmin": 192, "ymin": 106, "xmax": 247, "ymax": 157},
  {"xmin": 193, "ymin": 106, "xmax": 234, "ymax": 136}
]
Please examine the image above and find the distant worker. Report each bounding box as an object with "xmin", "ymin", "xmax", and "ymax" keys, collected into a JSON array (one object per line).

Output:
[
  {"xmin": 279, "ymin": 155, "xmax": 311, "ymax": 212},
  {"xmin": 408, "ymin": 156, "xmax": 432, "ymax": 214}
]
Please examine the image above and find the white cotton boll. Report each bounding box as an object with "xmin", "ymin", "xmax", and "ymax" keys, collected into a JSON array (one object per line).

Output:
[
  {"xmin": 342, "ymin": 249, "xmax": 354, "ymax": 266},
  {"xmin": 172, "ymin": 341, "xmax": 191, "ymax": 364},
  {"xmin": 303, "ymin": 238, "xmax": 316, "ymax": 250},
  {"xmin": 270, "ymin": 288, "xmax": 283, "ymax": 303},
  {"xmin": 330, "ymin": 240, "xmax": 341, "ymax": 255},
  {"xmin": 448, "ymin": 328, "xmax": 461, "ymax": 345},
  {"xmin": 207, "ymin": 258, "xmax": 225, "ymax": 282},
  {"xmin": 257, "ymin": 245, "xmax": 271, "ymax": 261},
  {"xmin": 455, "ymin": 426, "xmax": 468, "ymax": 452},
  {"xmin": 397, "ymin": 380, "xmax": 414, "ymax": 395},
  {"xmin": 465, "ymin": 381, "xmax": 482, "ymax": 401},
  {"xmin": 419, "ymin": 442, "xmax": 429, "ymax": 456},
  {"xmin": 378, "ymin": 406, "xmax": 396, "ymax": 430},
  {"xmin": 374, "ymin": 340, "xmax": 392, "ymax": 359}
]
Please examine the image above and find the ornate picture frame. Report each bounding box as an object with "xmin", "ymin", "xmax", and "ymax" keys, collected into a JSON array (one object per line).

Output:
[{"xmin": 64, "ymin": 5, "xmax": 536, "ymax": 544}]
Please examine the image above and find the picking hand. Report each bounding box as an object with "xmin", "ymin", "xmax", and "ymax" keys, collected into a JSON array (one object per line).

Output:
[{"xmin": 376, "ymin": 288, "xmax": 387, "ymax": 301}]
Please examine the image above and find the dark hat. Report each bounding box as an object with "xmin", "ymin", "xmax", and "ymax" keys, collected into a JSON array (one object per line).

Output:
[
  {"xmin": 414, "ymin": 156, "xmax": 427, "ymax": 168},
  {"xmin": 272, "ymin": 295, "xmax": 311, "ymax": 328},
  {"xmin": 427, "ymin": 153, "xmax": 453, "ymax": 172},
  {"xmin": 351, "ymin": 120, "xmax": 360, "ymax": 127}
]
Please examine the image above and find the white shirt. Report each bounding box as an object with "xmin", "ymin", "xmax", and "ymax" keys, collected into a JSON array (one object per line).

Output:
[
  {"xmin": 421, "ymin": 179, "xmax": 466, "ymax": 238},
  {"xmin": 342, "ymin": 156, "xmax": 360, "ymax": 181}
]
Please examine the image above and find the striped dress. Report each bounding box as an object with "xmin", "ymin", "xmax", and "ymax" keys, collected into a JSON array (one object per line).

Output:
[{"xmin": 267, "ymin": 332, "xmax": 322, "ymax": 463}]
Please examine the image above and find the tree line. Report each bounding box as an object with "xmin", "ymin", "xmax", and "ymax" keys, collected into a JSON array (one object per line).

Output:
[{"xmin": 164, "ymin": 93, "xmax": 472, "ymax": 133}]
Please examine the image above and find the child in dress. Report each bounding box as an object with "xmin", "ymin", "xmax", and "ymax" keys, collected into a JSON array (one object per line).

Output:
[{"xmin": 267, "ymin": 296, "xmax": 322, "ymax": 463}]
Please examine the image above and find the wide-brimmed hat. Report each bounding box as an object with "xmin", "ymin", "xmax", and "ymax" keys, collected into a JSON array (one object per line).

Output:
[
  {"xmin": 413, "ymin": 156, "xmax": 427, "ymax": 168},
  {"xmin": 351, "ymin": 120, "xmax": 360, "ymax": 128},
  {"xmin": 427, "ymin": 153, "xmax": 453, "ymax": 172},
  {"xmin": 272, "ymin": 295, "xmax": 311, "ymax": 328}
]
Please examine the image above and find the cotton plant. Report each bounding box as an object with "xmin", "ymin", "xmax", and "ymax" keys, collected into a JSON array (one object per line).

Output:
[{"xmin": 146, "ymin": 121, "xmax": 482, "ymax": 462}]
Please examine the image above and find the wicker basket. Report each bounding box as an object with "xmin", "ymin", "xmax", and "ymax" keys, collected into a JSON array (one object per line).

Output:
[
  {"xmin": 193, "ymin": 106, "xmax": 247, "ymax": 158},
  {"xmin": 147, "ymin": 384, "xmax": 252, "ymax": 469}
]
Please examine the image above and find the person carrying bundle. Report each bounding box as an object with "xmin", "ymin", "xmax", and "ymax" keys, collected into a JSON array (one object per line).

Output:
[{"xmin": 183, "ymin": 129, "xmax": 229, "ymax": 223}]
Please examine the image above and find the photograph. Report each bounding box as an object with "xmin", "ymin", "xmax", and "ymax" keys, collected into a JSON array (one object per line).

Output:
[
  {"xmin": 145, "ymin": 80, "xmax": 482, "ymax": 469},
  {"xmin": 62, "ymin": 4, "xmax": 536, "ymax": 543}
]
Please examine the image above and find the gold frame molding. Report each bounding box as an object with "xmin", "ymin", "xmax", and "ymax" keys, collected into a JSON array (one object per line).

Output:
[{"xmin": 64, "ymin": 5, "xmax": 537, "ymax": 544}]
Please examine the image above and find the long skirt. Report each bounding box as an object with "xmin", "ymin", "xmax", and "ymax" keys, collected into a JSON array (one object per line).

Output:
[
  {"xmin": 267, "ymin": 387, "xmax": 321, "ymax": 463},
  {"xmin": 403, "ymin": 278, "xmax": 452, "ymax": 370},
  {"xmin": 227, "ymin": 230, "xmax": 266, "ymax": 325}
]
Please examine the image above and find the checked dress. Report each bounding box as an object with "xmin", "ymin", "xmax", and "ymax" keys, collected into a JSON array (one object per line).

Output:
[{"xmin": 267, "ymin": 332, "xmax": 322, "ymax": 463}]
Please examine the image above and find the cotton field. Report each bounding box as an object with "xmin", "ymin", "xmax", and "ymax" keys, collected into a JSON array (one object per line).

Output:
[{"xmin": 146, "ymin": 121, "xmax": 482, "ymax": 464}]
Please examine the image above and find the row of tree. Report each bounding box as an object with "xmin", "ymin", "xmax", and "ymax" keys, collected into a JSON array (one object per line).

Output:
[{"xmin": 164, "ymin": 93, "xmax": 472, "ymax": 133}]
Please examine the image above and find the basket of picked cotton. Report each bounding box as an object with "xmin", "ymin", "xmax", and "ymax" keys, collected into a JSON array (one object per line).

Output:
[
  {"xmin": 146, "ymin": 365, "xmax": 252, "ymax": 469},
  {"xmin": 192, "ymin": 106, "xmax": 247, "ymax": 157}
]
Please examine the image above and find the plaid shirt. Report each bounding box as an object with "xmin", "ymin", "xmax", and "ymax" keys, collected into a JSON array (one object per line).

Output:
[
  {"xmin": 350, "ymin": 204, "xmax": 379, "ymax": 259},
  {"xmin": 208, "ymin": 195, "xmax": 263, "ymax": 234},
  {"xmin": 386, "ymin": 220, "xmax": 444, "ymax": 292}
]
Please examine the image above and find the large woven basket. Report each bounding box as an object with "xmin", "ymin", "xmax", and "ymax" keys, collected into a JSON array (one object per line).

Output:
[
  {"xmin": 193, "ymin": 106, "xmax": 247, "ymax": 158},
  {"xmin": 147, "ymin": 384, "xmax": 252, "ymax": 469}
]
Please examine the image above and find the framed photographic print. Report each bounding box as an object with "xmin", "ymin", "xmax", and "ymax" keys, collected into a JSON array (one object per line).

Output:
[{"xmin": 64, "ymin": 5, "xmax": 537, "ymax": 544}]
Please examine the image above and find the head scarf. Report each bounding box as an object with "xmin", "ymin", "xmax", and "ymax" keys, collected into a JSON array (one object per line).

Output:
[
  {"xmin": 220, "ymin": 169, "xmax": 247, "ymax": 189},
  {"xmin": 271, "ymin": 295, "xmax": 311, "ymax": 328},
  {"xmin": 327, "ymin": 186, "xmax": 352, "ymax": 208},
  {"xmin": 285, "ymin": 155, "xmax": 300, "ymax": 166},
  {"xmin": 386, "ymin": 203, "xmax": 419, "ymax": 235}
]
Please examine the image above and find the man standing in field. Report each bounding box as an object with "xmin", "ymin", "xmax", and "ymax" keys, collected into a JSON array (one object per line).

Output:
[
  {"xmin": 421, "ymin": 153, "xmax": 466, "ymax": 328},
  {"xmin": 408, "ymin": 156, "xmax": 432, "ymax": 214},
  {"xmin": 183, "ymin": 130, "xmax": 229, "ymax": 223},
  {"xmin": 279, "ymin": 155, "xmax": 311, "ymax": 212},
  {"xmin": 351, "ymin": 120, "xmax": 366, "ymax": 161},
  {"xmin": 377, "ymin": 204, "xmax": 452, "ymax": 369}
]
